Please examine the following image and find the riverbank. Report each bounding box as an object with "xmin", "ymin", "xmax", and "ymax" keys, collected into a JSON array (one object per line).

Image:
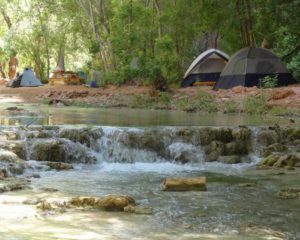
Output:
[{"xmin": 0, "ymin": 84, "xmax": 300, "ymax": 116}]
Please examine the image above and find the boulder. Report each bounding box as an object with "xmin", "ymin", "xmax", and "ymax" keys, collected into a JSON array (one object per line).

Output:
[
  {"xmin": 28, "ymin": 139, "xmax": 96, "ymax": 163},
  {"xmin": 0, "ymin": 150, "xmax": 26, "ymax": 175},
  {"xmin": 96, "ymin": 195, "xmax": 135, "ymax": 211},
  {"xmin": 69, "ymin": 195, "xmax": 135, "ymax": 211},
  {"xmin": 232, "ymin": 127, "xmax": 251, "ymax": 141},
  {"xmin": 218, "ymin": 155, "xmax": 241, "ymax": 164},
  {"xmin": 0, "ymin": 131, "xmax": 20, "ymax": 141},
  {"xmin": 258, "ymin": 153, "xmax": 300, "ymax": 168},
  {"xmin": 257, "ymin": 130, "xmax": 280, "ymax": 146},
  {"xmin": 0, "ymin": 141, "xmax": 25, "ymax": 159},
  {"xmin": 162, "ymin": 177, "xmax": 206, "ymax": 191},
  {"xmin": 225, "ymin": 141, "xmax": 248, "ymax": 155},
  {"xmin": 204, "ymin": 141, "xmax": 225, "ymax": 162},
  {"xmin": 262, "ymin": 143, "xmax": 287, "ymax": 157},
  {"xmin": 59, "ymin": 127, "xmax": 103, "ymax": 148}
]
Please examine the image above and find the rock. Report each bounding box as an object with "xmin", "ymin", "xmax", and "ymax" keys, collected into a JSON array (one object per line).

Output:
[
  {"xmin": 0, "ymin": 178, "xmax": 30, "ymax": 193},
  {"xmin": 204, "ymin": 141, "xmax": 225, "ymax": 161},
  {"xmin": 0, "ymin": 141, "xmax": 25, "ymax": 159},
  {"xmin": 0, "ymin": 150, "xmax": 26, "ymax": 175},
  {"xmin": 257, "ymin": 130, "xmax": 279, "ymax": 146},
  {"xmin": 37, "ymin": 201, "xmax": 54, "ymax": 211},
  {"xmin": 29, "ymin": 139, "xmax": 96, "ymax": 163},
  {"xmin": 59, "ymin": 127, "xmax": 103, "ymax": 148},
  {"xmin": 124, "ymin": 205, "xmax": 153, "ymax": 215},
  {"xmin": 262, "ymin": 143, "xmax": 287, "ymax": 157},
  {"xmin": 225, "ymin": 141, "xmax": 248, "ymax": 155},
  {"xmin": 0, "ymin": 131, "xmax": 20, "ymax": 141},
  {"xmin": 5, "ymin": 106, "xmax": 23, "ymax": 111},
  {"xmin": 96, "ymin": 195, "xmax": 135, "ymax": 211},
  {"xmin": 278, "ymin": 188, "xmax": 300, "ymax": 199},
  {"xmin": 40, "ymin": 187, "xmax": 59, "ymax": 192},
  {"xmin": 218, "ymin": 155, "xmax": 241, "ymax": 164},
  {"xmin": 69, "ymin": 195, "xmax": 135, "ymax": 212},
  {"xmin": 162, "ymin": 177, "xmax": 206, "ymax": 191},
  {"xmin": 271, "ymin": 89, "xmax": 295, "ymax": 100},
  {"xmin": 258, "ymin": 153, "xmax": 300, "ymax": 168},
  {"xmin": 46, "ymin": 162, "xmax": 73, "ymax": 171},
  {"xmin": 232, "ymin": 127, "xmax": 251, "ymax": 141},
  {"xmin": 238, "ymin": 182, "xmax": 257, "ymax": 187},
  {"xmin": 26, "ymin": 131, "xmax": 52, "ymax": 139},
  {"xmin": 232, "ymin": 86, "xmax": 245, "ymax": 94}
]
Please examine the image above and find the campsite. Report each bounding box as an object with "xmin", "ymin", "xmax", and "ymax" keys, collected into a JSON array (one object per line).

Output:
[{"xmin": 0, "ymin": 1, "xmax": 300, "ymax": 240}]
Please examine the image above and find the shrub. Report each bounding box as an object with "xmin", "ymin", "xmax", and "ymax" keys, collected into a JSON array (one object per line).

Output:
[{"xmin": 260, "ymin": 74, "xmax": 278, "ymax": 89}]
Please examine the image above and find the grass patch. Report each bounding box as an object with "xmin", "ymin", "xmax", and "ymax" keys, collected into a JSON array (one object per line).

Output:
[
  {"xmin": 195, "ymin": 91, "xmax": 218, "ymax": 112},
  {"xmin": 242, "ymin": 94, "xmax": 268, "ymax": 115},
  {"xmin": 269, "ymin": 106, "xmax": 291, "ymax": 116},
  {"xmin": 222, "ymin": 100, "xmax": 238, "ymax": 113}
]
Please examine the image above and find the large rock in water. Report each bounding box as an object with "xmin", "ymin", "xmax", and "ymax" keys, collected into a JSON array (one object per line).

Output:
[
  {"xmin": 258, "ymin": 153, "xmax": 300, "ymax": 168},
  {"xmin": 257, "ymin": 130, "xmax": 280, "ymax": 146},
  {"xmin": 0, "ymin": 149, "xmax": 26, "ymax": 176},
  {"xmin": 162, "ymin": 177, "xmax": 206, "ymax": 191},
  {"xmin": 28, "ymin": 139, "xmax": 96, "ymax": 163},
  {"xmin": 69, "ymin": 195, "xmax": 135, "ymax": 211},
  {"xmin": 59, "ymin": 127, "xmax": 103, "ymax": 148}
]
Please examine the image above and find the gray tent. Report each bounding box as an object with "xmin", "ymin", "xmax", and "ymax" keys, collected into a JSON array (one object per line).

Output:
[
  {"xmin": 181, "ymin": 48, "xmax": 229, "ymax": 87},
  {"xmin": 213, "ymin": 47, "xmax": 297, "ymax": 90},
  {"xmin": 7, "ymin": 68, "xmax": 42, "ymax": 88}
]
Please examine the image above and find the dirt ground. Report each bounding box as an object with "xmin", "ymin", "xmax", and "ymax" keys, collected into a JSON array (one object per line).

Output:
[{"xmin": 0, "ymin": 82, "xmax": 300, "ymax": 111}]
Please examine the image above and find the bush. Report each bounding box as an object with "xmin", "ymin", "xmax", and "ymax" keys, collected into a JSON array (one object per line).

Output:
[{"xmin": 260, "ymin": 74, "xmax": 278, "ymax": 89}]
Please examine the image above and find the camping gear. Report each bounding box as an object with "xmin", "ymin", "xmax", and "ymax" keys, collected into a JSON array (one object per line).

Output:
[
  {"xmin": 213, "ymin": 47, "xmax": 297, "ymax": 90},
  {"xmin": 181, "ymin": 48, "xmax": 229, "ymax": 87},
  {"xmin": 48, "ymin": 67, "xmax": 83, "ymax": 85},
  {"xmin": 7, "ymin": 68, "xmax": 42, "ymax": 88}
]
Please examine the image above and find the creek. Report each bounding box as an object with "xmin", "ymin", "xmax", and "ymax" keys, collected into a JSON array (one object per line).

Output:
[{"xmin": 0, "ymin": 106, "xmax": 299, "ymax": 240}]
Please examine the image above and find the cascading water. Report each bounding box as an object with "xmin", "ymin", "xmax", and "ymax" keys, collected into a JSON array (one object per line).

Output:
[{"xmin": 0, "ymin": 125, "xmax": 300, "ymax": 240}]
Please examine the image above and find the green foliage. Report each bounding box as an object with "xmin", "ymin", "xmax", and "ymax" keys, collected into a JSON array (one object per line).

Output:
[
  {"xmin": 223, "ymin": 101, "xmax": 238, "ymax": 114},
  {"xmin": 195, "ymin": 91, "xmax": 218, "ymax": 112},
  {"xmin": 0, "ymin": 0, "xmax": 299, "ymax": 87},
  {"xmin": 243, "ymin": 95, "xmax": 268, "ymax": 115},
  {"xmin": 260, "ymin": 75, "xmax": 278, "ymax": 89}
]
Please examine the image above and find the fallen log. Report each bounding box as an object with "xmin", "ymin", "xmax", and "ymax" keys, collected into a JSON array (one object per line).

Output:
[{"xmin": 162, "ymin": 176, "xmax": 206, "ymax": 191}]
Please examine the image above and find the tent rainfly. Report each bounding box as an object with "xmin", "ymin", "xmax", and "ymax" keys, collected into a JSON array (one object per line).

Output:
[
  {"xmin": 181, "ymin": 48, "xmax": 229, "ymax": 87},
  {"xmin": 213, "ymin": 47, "xmax": 297, "ymax": 90},
  {"xmin": 7, "ymin": 68, "xmax": 42, "ymax": 88}
]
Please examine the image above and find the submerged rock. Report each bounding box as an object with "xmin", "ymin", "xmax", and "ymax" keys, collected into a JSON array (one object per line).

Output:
[
  {"xmin": 0, "ymin": 178, "xmax": 30, "ymax": 193},
  {"xmin": 162, "ymin": 177, "xmax": 206, "ymax": 191},
  {"xmin": 277, "ymin": 188, "xmax": 300, "ymax": 199},
  {"xmin": 124, "ymin": 205, "xmax": 153, "ymax": 215},
  {"xmin": 46, "ymin": 161, "xmax": 73, "ymax": 171}
]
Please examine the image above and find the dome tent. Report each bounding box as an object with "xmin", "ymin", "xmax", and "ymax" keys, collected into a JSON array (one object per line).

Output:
[
  {"xmin": 7, "ymin": 68, "xmax": 42, "ymax": 88},
  {"xmin": 213, "ymin": 47, "xmax": 297, "ymax": 90},
  {"xmin": 181, "ymin": 48, "xmax": 229, "ymax": 87}
]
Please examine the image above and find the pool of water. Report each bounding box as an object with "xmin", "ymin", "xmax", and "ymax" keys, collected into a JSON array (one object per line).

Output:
[{"xmin": 0, "ymin": 104, "xmax": 298, "ymax": 127}]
